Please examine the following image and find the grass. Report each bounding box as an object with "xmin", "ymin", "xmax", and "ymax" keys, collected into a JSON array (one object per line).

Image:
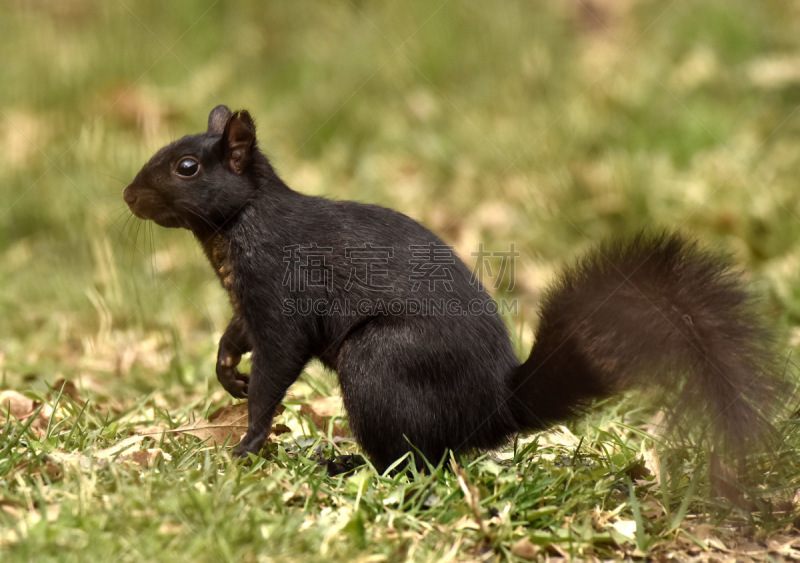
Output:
[{"xmin": 2, "ymin": 0, "xmax": 800, "ymax": 560}]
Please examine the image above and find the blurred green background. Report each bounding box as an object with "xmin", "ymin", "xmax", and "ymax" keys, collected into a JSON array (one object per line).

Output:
[
  {"xmin": 4, "ymin": 2, "xmax": 800, "ymax": 560},
  {"xmin": 3, "ymin": 0, "xmax": 800, "ymax": 396}
]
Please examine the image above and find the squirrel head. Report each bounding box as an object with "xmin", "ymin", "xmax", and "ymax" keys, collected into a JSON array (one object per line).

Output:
[{"xmin": 123, "ymin": 105, "xmax": 260, "ymax": 234}]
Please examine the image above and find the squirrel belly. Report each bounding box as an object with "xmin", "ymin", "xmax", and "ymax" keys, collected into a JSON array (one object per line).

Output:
[{"xmin": 123, "ymin": 105, "xmax": 785, "ymax": 472}]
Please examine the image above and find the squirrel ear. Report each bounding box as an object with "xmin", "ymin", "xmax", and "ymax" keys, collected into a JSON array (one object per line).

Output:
[
  {"xmin": 222, "ymin": 110, "xmax": 256, "ymax": 174},
  {"xmin": 207, "ymin": 105, "xmax": 232, "ymax": 135}
]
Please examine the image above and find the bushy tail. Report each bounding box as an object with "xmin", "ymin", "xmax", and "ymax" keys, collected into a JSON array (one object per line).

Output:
[{"xmin": 509, "ymin": 231, "xmax": 785, "ymax": 454}]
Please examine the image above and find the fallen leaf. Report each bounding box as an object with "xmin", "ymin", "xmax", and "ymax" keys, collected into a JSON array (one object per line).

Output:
[
  {"xmin": 511, "ymin": 538, "xmax": 540, "ymax": 560},
  {"xmin": 706, "ymin": 537, "xmax": 731, "ymax": 553},
  {"xmin": 120, "ymin": 448, "xmax": 169, "ymax": 468},
  {"xmin": 94, "ymin": 435, "xmax": 147, "ymax": 460},
  {"xmin": 42, "ymin": 449, "xmax": 92, "ymax": 471},
  {"xmin": 45, "ymin": 435, "xmax": 151, "ymax": 471},
  {"xmin": 0, "ymin": 390, "xmax": 37, "ymax": 420},
  {"xmin": 51, "ymin": 379, "xmax": 85, "ymax": 405},
  {"xmin": 452, "ymin": 516, "xmax": 482, "ymax": 531},
  {"xmin": 640, "ymin": 498, "xmax": 665, "ymax": 519},
  {"xmin": 308, "ymin": 396, "xmax": 342, "ymax": 418},
  {"xmin": 136, "ymin": 402, "xmax": 291, "ymax": 449},
  {"xmin": 0, "ymin": 390, "xmax": 49, "ymax": 436},
  {"xmin": 641, "ymin": 446, "xmax": 661, "ymax": 484},
  {"xmin": 280, "ymin": 483, "xmax": 329, "ymax": 505},
  {"xmin": 40, "ymin": 461, "xmax": 63, "ymax": 482},
  {"xmin": 174, "ymin": 402, "xmax": 249, "ymax": 446},
  {"xmin": 453, "ymin": 463, "xmax": 486, "ymax": 534},
  {"xmin": 739, "ymin": 542, "xmax": 767, "ymax": 555},
  {"xmin": 544, "ymin": 542, "xmax": 568, "ymax": 558},
  {"xmin": 299, "ymin": 396, "xmax": 347, "ymax": 437},
  {"xmin": 133, "ymin": 425, "xmax": 166, "ymax": 438},
  {"xmin": 534, "ymin": 425, "xmax": 582, "ymax": 459}
]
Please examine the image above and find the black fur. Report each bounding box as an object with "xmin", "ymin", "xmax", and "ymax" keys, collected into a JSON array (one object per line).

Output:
[
  {"xmin": 124, "ymin": 105, "xmax": 783, "ymax": 472},
  {"xmin": 510, "ymin": 233, "xmax": 782, "ymax": 454}
]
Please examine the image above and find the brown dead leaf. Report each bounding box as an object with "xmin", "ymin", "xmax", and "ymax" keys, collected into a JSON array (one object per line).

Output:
[
  {"xmin": 0, "ymin": 390, "xmax": 48, "ymax": 436},
  {"xmin": 453, "ymin": 462, "xmax": 486, "ymax": 535},
  {"xmin": 452, "ymin": 516, "xmax": 482, "ymax": 531},
  {"xmin": 625, "ymin": 459, "xmax": 652, "ymax": 481},
  {"xmin": 95, "ymin": 435, "xmax": 147, "ymax": 460},
  {"xmin": 174, "ymin": 402, "xmax": 249, "ymax": 446},
  {"xmin": 544, "ymin": 542, "xmax": 568, "ymax": 558},
  {"xmin": 41, "ymin": 461, "xmax": 63, "ymax": 482},
  {"xmin": 40, "ymin": 450, "xmax": 90, "ymax": 471},
  {"xmin": 308, "ymin": 396, "xmax": 342, "ymax": 417},
  {"xmin": 51, "ymin": 379, "xmax": 84, "ymax": 405},
  {"xmin": 45, "ymin": 435, "xmax": 149, "ymax": 471},
  {"xmin": 299, "ymin": 396, "xmax": 347, "ymax": 437},
  {"xmin": 537, "ymin": 425, "xmax": 581, "ymax": 448},
  {"xmin": 739, "ymin": 542, "xmax": 767, "ymax": 556},
  {"xmin": 0, "ymin": 390, "xmax": 37, "ymax": 420},
  {"xmin": 640, "ymin": 498, "xmax": 665, "ymax": 520},
  {"xmin": 135, "ymin": 402, "xmax": 291, "ymax": 449},
  {"xmin": 280, "ymin": 483, "xmax": 329, "ymax": 505},
  {"xmin": 511, "ymin": 538, "xmax": 540, "ymax": 561},
  {"xmin": 641, "ymin": 446, "xmax": 661, "ymax": 485},
  {"xmin": 133, "ymin": 425, "xmax": 166, "ymax": 438},
  {"xmin": 120, "ymin": 448, "xmax": 167, "ymax": 468}
]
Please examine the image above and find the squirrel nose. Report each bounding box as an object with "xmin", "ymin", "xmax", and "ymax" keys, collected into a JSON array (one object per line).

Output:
[{"xmin": 123, "ymin": 185, "xmax": 138, "ymax": 206}]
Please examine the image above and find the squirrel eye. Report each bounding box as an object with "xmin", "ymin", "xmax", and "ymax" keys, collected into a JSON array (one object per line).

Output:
[{"xmin": 176, "ymin": 158, "xmax": 199, "ymax": 177}]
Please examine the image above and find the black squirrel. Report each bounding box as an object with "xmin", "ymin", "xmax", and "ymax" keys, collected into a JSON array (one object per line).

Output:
[{"xmin": 123, "ymin": 105, "xmax": 784, "ymax": 472}]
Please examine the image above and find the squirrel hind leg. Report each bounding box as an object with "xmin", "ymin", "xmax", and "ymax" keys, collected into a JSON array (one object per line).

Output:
[
  {"xmin": 334, "ymin": 318, "xmax": 517, "ymax": 472},
  {"xmin": 333, "ymin": 321, "xmax": 446, "ymax": 471}
]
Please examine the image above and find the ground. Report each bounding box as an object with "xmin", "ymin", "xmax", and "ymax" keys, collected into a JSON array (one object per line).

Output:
[{"xmin": 1, "ymin": 1, "xmax": 800, "ymax": 560}]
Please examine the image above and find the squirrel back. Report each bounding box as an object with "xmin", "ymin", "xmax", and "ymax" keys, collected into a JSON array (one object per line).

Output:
[{"xmin": 124, "ymin": 105, "xmax": 786, "ymax": 472}]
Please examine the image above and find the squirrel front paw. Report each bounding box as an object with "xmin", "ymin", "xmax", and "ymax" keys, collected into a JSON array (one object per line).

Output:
[{"xmin": 216, "ymin": 355, "xmax": 250, "ymax": 398}]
